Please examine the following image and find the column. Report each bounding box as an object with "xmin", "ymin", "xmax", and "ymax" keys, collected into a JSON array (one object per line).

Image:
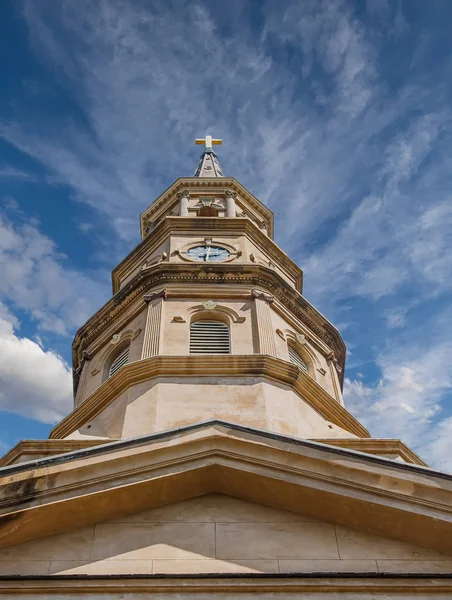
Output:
[
  {"xmin": 141, "ymin": 289, "xmax": 166, "ymax": 359},
  {"xmin": 178, "ymin": 190, "xmax": 190, "ymax": 217},
  {"xmin": 225, "ymin": 190, "xmax": 236, "ymax": 217},
  {"xmin": 327, "ymin": 352, "xmax": 344, "ymax": 405},
  {"xmin": 252, "ymin": 289, "xmax": 277, "ymax": 356}
]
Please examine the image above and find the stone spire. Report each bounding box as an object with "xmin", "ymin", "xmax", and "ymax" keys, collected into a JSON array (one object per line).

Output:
[{"xmin": 194, "ymin": 134, "xmax": 224, "ymax": 177}]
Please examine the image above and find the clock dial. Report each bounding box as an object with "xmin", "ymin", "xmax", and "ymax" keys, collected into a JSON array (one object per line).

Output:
[{"xmin": 187, "ymin": 245, "xmax": 231, "ymax": 262}]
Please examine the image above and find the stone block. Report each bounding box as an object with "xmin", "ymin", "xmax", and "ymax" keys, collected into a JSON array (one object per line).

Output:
[
  {"xmin": 0, "ymin": 527, "xmax": 94, "ymax": 561},
  {"xmin": 278, "ymin": 559, "xmax": 378, "ymax": 573},
  {"xmin": 153, "ymin": 559, "xmax": 278, "ymax": 574},
  {"xmin": 113, "ymin": 493, "xmax": 316, "ymax": 523},
  {"xmin": 216, "ymin": 522, "xmax": 339, "ymax": 560},
  {"xmin": 336, "ymin": 525, "xmax": 451, "ymax": 560},
  {"xmin": 91, "ymin": 522, "xmax": 215, "ymax": 560},
  {"xmin": 0, "ymin": 561, "xmax": 50, "ymax": 575},
  {"xmin": 377, "ymin": 560, "xmax": 452, "ymax": 573},
  {"xmin": 49, "ymin": 559, "xmax": 154, "ymax": 575}
]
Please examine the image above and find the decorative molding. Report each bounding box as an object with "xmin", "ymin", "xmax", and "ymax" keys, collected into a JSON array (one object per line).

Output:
[
  {"xmin": 110, "ymin": 333, "xmax": 122, "ymax": 345},
  {"xmin": 139, "ymin": 177, "xmax": 274, "ymax": 241},
  {"xmin": 132, "ymin": 328, "xmax": 142, "ymax": 340},
  {"xmin": 193, "ymin": 197, "xmax": 224, "ymax": 211},
  {"xmin": 295, "ymin": 332, "xmax": 307, "ymax": 346},
  {"xmin": 184, "ymin": 303, "xmax": 246, "ymax": 324},
  {"xmin": 113, "ymin": 217, "xmax": 300, "ymax": 295},
  {"xmin": 0, "ymin": 439, "xmax": 113, "ymax": 468},
  {"xmin": 249, "ymin": 253, "xmax": 273, "ymax": 267},
  {"xmin": 176, "ymin": 189, "xmax": 191, "ymax": 200},
  {"xmin": 90, "ymin": 367, "xmax": 101, "ymax": 376},
  {"xmin": 142, "ymin": 252, "xmax": 168, "ymax": 270},
  {"xmin": 251, "ymin": 288, "xmax": 275, "ymax": 304},
  {"xmin": 143, "ymin": 220, "xmax": 155, "ymax": 235},
  {"xmin": 276, "ymin": 328, "xmax": 285, "ymax": 340},
  {"xmin": 172, "ymin": 316, "xmax": 186, "ymax": 323},
  {"xmin": 317, "ymin": 367, "xmax": 327, "ymax": 376},
  {"xmin": 72, "ymin": 264, "xmax": 344, "ymax": 393},
  {"xmin": 175, "ymin": 239, "xmax": 241, "ymax": 264},
  {"xmin": 0, "ymin": 575, "xmax": 449, "ymax": 596},
  {"xmin": 327, "ymin": 351, "xmax": 343, "ymax": 374},
  {"xmin": 144, "ymin": 289, "xmax": 167, "ymax": 303},
  {"xmin": 52, "ymin": 355, "xmax": 369, "ymax": 441},
  {"xmin": 202, "ymin": 300, "xmax": 217, "ymax": 310}
]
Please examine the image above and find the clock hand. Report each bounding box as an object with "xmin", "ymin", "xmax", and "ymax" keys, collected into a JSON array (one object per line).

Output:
[{"xmin": 205, "ymin": 246, "xmax": 211, "ymax": 261}]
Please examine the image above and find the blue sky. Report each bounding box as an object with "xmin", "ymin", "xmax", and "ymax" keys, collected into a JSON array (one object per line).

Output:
[{"xmin": 1, "ymin": 0, "xmax": 452, "ymax": 470}]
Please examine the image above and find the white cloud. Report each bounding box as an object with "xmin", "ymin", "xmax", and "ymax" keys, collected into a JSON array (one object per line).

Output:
[
  {"xmin": 0, "ymin": 307, "xmax": 72, "ymax": 423},
  {"xmin": 0, "ymin": 214, "xmax": 108, "ymax": 336},
  {"xmin": 0, "ymin": 166, "xmax": 34, "ymax": 180},
  {"xmin": 344, "ymin": 324, "xmax": 452, "ymax": 470}
]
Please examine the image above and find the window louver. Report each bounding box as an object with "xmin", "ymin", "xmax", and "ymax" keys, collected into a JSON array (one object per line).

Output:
[
  {"xmin": 190, "ymin": 321, "xmax": 230, "ymax": 354},
  {"xmin": 288, "ymin": 345, "xmax": 308, "ymax": 373},
  {"xmin": 109, "ymin": 346, "xmax": 130, "ymax": 378}
]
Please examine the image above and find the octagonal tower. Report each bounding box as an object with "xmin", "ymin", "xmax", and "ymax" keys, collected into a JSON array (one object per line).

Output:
[{"xmin": 55, "ymin": 138, "xmax": 365, "ymax": 444}]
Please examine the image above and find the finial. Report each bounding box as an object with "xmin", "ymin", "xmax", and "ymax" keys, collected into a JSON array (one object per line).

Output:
[{"xmin": 195, "ymin": 134, "xmax": 222, "ymax": 151}]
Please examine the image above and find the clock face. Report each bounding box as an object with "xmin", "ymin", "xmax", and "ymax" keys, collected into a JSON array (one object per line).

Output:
[{"xmin": 187, "ymin": 245, "xmax": 231, "ymax": 262}]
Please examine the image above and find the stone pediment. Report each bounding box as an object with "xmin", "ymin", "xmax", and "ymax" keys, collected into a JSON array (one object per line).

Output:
[
  {"xmin": 1, "ymin": 421, "xmax": 451, "ymax": 558},
  {"xmin": 1, "ymin": 493, "xmax": 451, "ymax": 577},
  {"xmin": 139, "ymin": 177, "xmax": 274, "ymax": 241}
]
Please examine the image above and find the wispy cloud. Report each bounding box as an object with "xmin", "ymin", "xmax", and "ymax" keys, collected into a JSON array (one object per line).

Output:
[
  {"xmin": 0, "ymin": 166, "xmax": 34, "ymax": 180},
  {"xmin": 0, "ymin": 213, "xmax": 108, "ymax": 335},
  {"xmin": 0, "ymin": 0, "xmax": 452, "ymax": 469},
  {"xmin": 344, "ymin": 303, "xmax": 452, "ymax": 469}
]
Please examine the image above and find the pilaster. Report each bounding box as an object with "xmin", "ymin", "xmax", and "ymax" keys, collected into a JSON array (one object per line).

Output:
[
  {"xmin": 141, "ymin": 290, "xmax": 166, "ymax": 359},
  {"xmin": 252, "ymin": 289, "xmax": 277, "ymax": 356},
  {"xmin": 327, "ymin": 352, "xmax": 344, "ymax": 405}
]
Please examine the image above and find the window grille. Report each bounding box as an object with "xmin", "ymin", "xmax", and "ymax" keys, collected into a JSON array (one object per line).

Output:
[
  {"xmin": 190, "ymin": 320, "xmax": 230, "ymax": 354},
  {"xmin": 108, "ymin": 346, "xmax": 130, "ymax": 378},
  {"xmin": 288, "ymin": 345, "xmax": 308, "ymax": 373}
]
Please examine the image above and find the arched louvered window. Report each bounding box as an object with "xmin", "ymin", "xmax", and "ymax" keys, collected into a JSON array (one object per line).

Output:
[
  {"xmin": 108, "ymin": 345, "xmax": 130, "ymax": 378},
  {"xmin": 288, "ymin": 345, "xmax": 308, "ymax": 373},
  {"xmin": 190, "ymin": 320, "xmax": 230, "ymax": 354}
]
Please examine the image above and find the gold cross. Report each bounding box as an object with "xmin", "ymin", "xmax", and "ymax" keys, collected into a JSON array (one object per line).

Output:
[{"xmin": 195, "ymin": 134, "xmax": 222, "ymax": 150}]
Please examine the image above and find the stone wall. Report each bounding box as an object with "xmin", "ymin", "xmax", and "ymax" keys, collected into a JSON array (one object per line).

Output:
[{"xmin": 1, "ymin": 494, "xmax": 451, "ymax": 576}]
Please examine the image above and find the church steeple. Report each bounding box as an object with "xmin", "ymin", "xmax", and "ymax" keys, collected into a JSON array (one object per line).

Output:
[{"xmin": 194, "ymin": 134, "xmax": 224, "ymax": 177}]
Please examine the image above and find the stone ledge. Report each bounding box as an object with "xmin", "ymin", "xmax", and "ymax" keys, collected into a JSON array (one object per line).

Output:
[
  {"xmin": 312, "ymin": 438, "xmax": 428, "ymax": 466},
  {"xmin": 51, "ymin": 355, "xmax": 369, "ymax": 440},
  {"xmin": 0, "ymin": 574, "xmax": 452, "ymax": 595},
  {"xmin": 0, "ymin": 440, "xmax": 114, "ymax": 468},
  {"xmin": 1, "ymin": 423, "xmax": 451, "ymax": 553}
]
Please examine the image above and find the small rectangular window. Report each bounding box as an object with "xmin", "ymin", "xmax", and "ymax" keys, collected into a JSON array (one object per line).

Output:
[{"xmin": 190, "ymin": 321, "xmax": 230, "ymax": 354}]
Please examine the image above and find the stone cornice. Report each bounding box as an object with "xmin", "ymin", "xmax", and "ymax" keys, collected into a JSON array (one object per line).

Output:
[
  {"xmin": 0, "ymin": 434, "xmax": 428, "ymax": 469},
  {"xmin": 112, "ymin": 217, "xmax": 302, "ymax": 295},
  {"xmin": 1, "ymin": 576, "xmax": 451, "ymax": 595},
  {"xmin": 1, "ymin": 422, "xmax": 452, "ymax": 555},
  {"xmin": 0, "ymin": 439, "xmax": 113, "ymax": 467},
  {"xmin": 139, "ymin": 177, "xmax": 274, "ymax": 239},
  {"xmin": 312, "ymin": 438, "xmax": 428, "ymax": 466},
  {"xmin": 73, "ymin": 263, "xmax": 345, "ymax": 395},
  {"xmin": 54, "ymin": 355, "xmax": 367, "ymax": 441}
]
